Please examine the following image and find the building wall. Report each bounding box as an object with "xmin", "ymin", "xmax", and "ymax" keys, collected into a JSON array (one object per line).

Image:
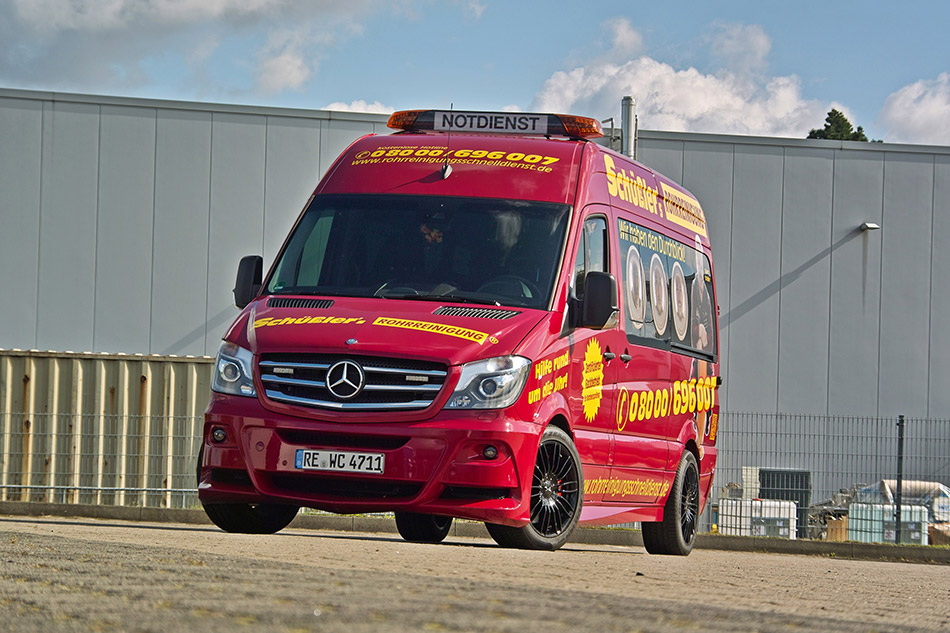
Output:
[
  {"xmin": 638, "ymin": 133, "xmax": 950, "ymax": 418},
  {"xmin": 0, "ymin": 89, "xmax": 387, "ymax": 359},
  {"xmin": 2, "ymin": 89, "xmax": 948, "ymax": 417}
]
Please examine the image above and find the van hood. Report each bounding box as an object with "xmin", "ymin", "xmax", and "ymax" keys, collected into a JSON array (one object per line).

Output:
[{"xmin": 242, "ymin": 296, "xmax": 548, "ymax": 365}]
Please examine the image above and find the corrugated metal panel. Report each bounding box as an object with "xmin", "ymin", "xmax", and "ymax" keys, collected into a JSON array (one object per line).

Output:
[
  {"xmin": 0, "ymin": 97, "xmax": 42, "ymax": 348},
  {"xmin": 931, "ymin": 155, "xmax": 950, "ymax": 414},
  {"xmin": 777, "ymin": 147, "xmax": 834, "ymax": 413},
  {"xmin": 878, "ymin": 152, "xmax": 935, "ymax": 416},
  {"xmin": 0, "ymin": 350, "xmax": 211, "ymax": 508}
]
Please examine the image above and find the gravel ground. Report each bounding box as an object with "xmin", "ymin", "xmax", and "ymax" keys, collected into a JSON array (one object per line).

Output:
[{"xmin": 1, "ymin": 515, "xmax": 948, "ymax": 633}]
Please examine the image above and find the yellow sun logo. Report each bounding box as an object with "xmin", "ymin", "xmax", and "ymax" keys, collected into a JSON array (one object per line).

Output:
[{"xmin": 582, "ymin": 339, "xmax": 604, "ymax": 423}]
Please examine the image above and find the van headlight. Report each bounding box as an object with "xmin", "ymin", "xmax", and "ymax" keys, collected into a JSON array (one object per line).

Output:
[
  {"xmin": 212, "ymin": 342, "xmax": 257, "ymax": 397},
  {"xmin": 445, "ymin": 356, "xmax": 531, "ymax": 410}
]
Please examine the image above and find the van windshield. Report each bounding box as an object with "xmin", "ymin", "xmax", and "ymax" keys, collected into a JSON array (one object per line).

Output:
[{"xmin": 267, "ymin": 194, "xmax": 571, "ymax": 310}]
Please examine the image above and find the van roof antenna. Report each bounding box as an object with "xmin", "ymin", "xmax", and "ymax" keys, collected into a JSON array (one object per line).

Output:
[{"xmin": 442, "ymin": 103, "xmax": 453, "ymax": 179}]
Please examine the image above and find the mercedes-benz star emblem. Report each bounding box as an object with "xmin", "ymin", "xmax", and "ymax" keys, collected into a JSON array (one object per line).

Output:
[{"xmin": 325, "ymin": 360, "xmax": 365, "ymax": 400}]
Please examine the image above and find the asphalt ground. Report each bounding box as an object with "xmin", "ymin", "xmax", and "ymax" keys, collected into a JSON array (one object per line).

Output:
[{"xmin": 1, "ymin": 505, "xmax": 949, "ymax": 633}]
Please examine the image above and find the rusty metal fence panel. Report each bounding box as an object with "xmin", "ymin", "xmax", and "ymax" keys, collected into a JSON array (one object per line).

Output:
[{"xmin": 0, "ymin": 350, "xmax": 212, "ymax": 508}]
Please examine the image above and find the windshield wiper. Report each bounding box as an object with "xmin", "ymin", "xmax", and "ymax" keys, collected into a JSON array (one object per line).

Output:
[{"xmin": 383, "ymin": 293, "xmax": 501, "ymax": 306}]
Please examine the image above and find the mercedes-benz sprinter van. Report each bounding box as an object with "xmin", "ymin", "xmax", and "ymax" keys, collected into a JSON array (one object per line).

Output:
[{"xmin": 199, "ymin": 109, "xmax": 719, "ymax": 554}]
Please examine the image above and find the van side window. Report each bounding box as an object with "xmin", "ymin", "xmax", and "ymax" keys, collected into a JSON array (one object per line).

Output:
[
  {"xmin": 617, "ymin": 218, "xmax": 716, "ymax": 359},
  {"xmin": 573, "ymin": 216, "xmax": 608, "ymax": 300}
]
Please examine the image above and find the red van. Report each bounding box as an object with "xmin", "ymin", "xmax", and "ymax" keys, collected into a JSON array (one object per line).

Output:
[{"xmin": 199, "ymin": 110, "xmax": 719, "ymax": 554}]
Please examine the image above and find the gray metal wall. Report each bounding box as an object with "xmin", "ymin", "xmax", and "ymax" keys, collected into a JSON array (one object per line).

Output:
[
  {"xmin": 0, "ymin": 89, "xmax": 387, "ymax": 358},
  {"xmin": 2, "ymin": 89, "xmax": 948, "ymax": 418},
  {"xmin": 638, "ymin": 133, "xmax": 950, "ymax": 418}
]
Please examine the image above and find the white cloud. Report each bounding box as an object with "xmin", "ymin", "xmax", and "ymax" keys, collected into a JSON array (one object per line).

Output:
[
  {"xmin": 0, "ymin": 1, "xmax": 381, "ymax": 98},
  {"xmin": 878, "ymin": 73, "xmax": 950, "ymax": 145},
  {"xmin": 531, "ymin": 57, "xmax": 830, "ymax": 138},
  {"xmin": 255, "ymin": 27, "xmax": 315, "ymax": 93},
  {"xmin": 10, "ymin": 0, "xmax": 290, "ymax": 32},
  {"xmin": 465, "ymin": 1, "xmax": 486, "ymax": 20},
  {"xmin": 709, "ymin": 22, "xmax": 771, "ymax": 75},
  {"xmin": 323, "ymin": 99, "xmax": 394, "ymax": 114},
  {"xmin": 605, "ymin": 17, "xmax": 643, "ymax": 58}
]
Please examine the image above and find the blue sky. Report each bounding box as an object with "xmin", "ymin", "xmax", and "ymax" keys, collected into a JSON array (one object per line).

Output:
[{"xmin": 1, "ymin": 1, "xmax": 948, "ymax": 144}]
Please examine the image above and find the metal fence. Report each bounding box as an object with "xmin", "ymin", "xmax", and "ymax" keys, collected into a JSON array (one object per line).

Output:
[
  {"xmin": 0, "ymin": 349, "xmax": 212, "ymax": 509},
  {"xmin": 0, "ymin": 412, "xmax": 202, "ymax": 509},
  {"xmin": 708, "ymin": 413, "xmax": 950, "ymax": 546},
  {"xmin": 2, "ymin": 355, "xmax": 949, "ymax": 546}
]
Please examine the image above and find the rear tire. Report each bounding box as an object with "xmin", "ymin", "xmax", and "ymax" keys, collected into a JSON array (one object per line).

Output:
[
  {"xmin": 202, "ymin": 502, "xmax": 299, "ymax": 534},
  {"xmin": 641, "ymin": 450, "xmax": 699, "ymax": 555},
  {"xmin": 395, "ymin": 512, "xmax": 453, "ymax": 543},
  {"xmin": 485, "ymin": 425, "xmax": 583, "ymax": 551}
]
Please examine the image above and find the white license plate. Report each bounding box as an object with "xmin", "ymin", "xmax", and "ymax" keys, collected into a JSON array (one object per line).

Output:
[{"xmin": 295, "ymin": 449, "xmax": 385, "ymax": 474}]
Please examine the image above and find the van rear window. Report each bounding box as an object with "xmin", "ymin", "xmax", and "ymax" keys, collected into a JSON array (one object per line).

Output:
[
  {"xmin": 267, "ymin": 194, "xmax": 571, "ymax": 310},
  {"xmin": 618, "ymin": 218, "xmax": 716, "ymax": 358}
]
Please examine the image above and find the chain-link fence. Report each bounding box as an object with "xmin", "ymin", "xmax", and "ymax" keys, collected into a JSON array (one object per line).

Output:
[
  {"xmin": 708, "ymin": 413, "xmax": 950, "ymax": 546},
  {"xmin": 2, "ymin": 408, "xmax": 948, "ymax": 547},
  {"xmin": 0, "ymin": 412, "xmax": 202, "ymax": 509}
]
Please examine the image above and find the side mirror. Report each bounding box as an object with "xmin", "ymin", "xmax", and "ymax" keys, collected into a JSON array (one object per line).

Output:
[
  {"xmin": 233, "ymin": 255, "xmax": 263, "ymax": 309},
  {"xmin": 580, "ymin": 271, "xmax": 618, "ymax": 329}
]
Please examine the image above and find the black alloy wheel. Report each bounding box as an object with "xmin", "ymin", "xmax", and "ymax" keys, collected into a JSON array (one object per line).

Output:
[
  {"xmin": 642, "ymin": 450, "xmax": 700, "ymax": 555},
  {"xmin": 485, "ymin": 425, "xmax": 583, "ymax": 550}
]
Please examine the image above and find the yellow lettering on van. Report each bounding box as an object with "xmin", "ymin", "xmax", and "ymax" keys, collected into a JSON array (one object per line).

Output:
[
  {"xmin": 603, "ymin": 155, "xmax": 661, "ymax": 216},
  {"xmin": 660, "ymin": 182, "xmax": 707, "ymax": 238},
  {"xmin": 605, "ymin": 155, "xmax": 620, "ymax": 197},
  {"xmin": 253, "ymin": 315, "xmax": 366, "ymax": 328}
]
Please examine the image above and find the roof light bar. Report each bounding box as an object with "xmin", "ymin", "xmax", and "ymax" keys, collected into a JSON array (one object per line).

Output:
[{"xmin": 387, "ymin": 110, "xmax": 604, "ymax": 139}]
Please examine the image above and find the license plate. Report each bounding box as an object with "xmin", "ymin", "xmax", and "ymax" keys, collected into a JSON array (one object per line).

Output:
[{"xmin": 295, "ymin": 449, "xmax": 385, "ymax": 474}]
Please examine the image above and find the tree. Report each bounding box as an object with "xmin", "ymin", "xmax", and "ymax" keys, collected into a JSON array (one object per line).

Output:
[{"xmin": 807, "ymin": 109, "xmax": 869, "ymax": 142}]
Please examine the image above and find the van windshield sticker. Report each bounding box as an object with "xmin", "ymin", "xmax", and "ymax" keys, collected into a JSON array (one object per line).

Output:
[{"xmin": 350, "ymin": 145, "xmax": 560, "ymax": 173}]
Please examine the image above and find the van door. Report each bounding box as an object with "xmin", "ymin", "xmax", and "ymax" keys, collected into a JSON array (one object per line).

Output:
[
  {"xmin": 606, "ymin": 215, "xmax": 679, "ymax": 506},
  {"xmin": 566, "ymin": 208, "xmax": 624, "ymax": 506}
]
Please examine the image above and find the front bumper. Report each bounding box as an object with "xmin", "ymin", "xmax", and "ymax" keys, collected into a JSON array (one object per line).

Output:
[{"xmin": 198, "ymin": 394, "xmax": 542, "ymax": 526}]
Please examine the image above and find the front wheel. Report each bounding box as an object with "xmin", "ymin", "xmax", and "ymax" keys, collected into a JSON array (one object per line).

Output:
[
  {"xmin": 395, "ymin": 512, "xmax": 453, "ymax": 543},
  {"xmin": 642, "ymin": 450, "xmax": 700, "ymax": 555},
  {"xmin": 202, "ymin": 502, "xmax": 299, "ymax": 534},
  {"xmin": 485, "ymin": 425, "xmax": 583, "ymax": 551}
]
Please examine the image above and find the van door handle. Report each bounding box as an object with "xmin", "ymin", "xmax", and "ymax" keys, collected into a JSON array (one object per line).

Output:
[
  {"xmin": 620, "ymin": 354, "xmax": 632, "ymax": 362},
  {"xmin": 603, "ymin": 352, "xmax": 616, "ymax": 361}
]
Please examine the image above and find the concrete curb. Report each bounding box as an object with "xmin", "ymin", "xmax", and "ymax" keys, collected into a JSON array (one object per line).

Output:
[{"xmin": 2, "ymin": 501, "xmax": 947, "ymax": 564}]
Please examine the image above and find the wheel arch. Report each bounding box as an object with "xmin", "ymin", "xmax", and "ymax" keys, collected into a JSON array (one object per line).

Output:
[{"xmin": 546, "ymin": 414, "xmax": 573, "ymax": 440}]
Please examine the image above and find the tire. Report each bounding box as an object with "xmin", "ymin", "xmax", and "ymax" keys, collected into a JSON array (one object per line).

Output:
[
  {"xmin": 641, "ymin": 450, "xmax": 700, "ymax": 556},
  {"xmin": 394, "ymin": 512, "xmax": 453, "ymax": 543},
  {"xmin": 202, "ymin": 502, "xmax": 299, "ymax": 534},
  {"xmin": 485, "ymin": 425, "xmax": 583, "ymax": 551}
]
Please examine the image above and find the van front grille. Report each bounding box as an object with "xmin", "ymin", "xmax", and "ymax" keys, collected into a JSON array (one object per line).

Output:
[{"xmin": 259, "ymin": 353, "xmax": 447, "ymax": 412}]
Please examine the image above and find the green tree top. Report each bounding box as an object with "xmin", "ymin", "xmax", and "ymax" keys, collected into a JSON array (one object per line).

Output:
[{"xmin": 807, "ymin": 109, "xmax": 869, "ymax": 142}]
